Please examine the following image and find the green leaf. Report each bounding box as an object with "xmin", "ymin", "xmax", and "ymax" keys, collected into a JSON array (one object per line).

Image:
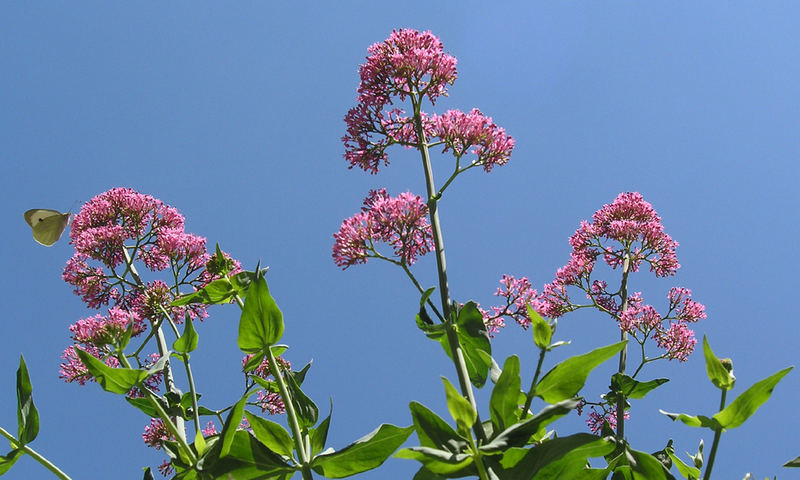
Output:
[
  {"xmin": 198, "ymin": 430, "xmax": 294, "ymax": 478},
  {"xmin": 220, "ymin": 394, "xmax": 247, "ymax": 458},
  {"xmin": 409, "ymin": 401, "xmax": 468, "ymax": 453},
  {"xmin": 394, "ymin": 446, "xmax": 473, "ymax": 475},
  {"xmin": 76, "ymin": 349, "xmax": 148, "ymax": 394},
  {"xmin": 243, "ymin": 351, "xmax": 267, "ymax": 373},
  {"xmin": 126, "ymin": 396, "xmax": 163, "ymax": 418},
  {"xmin": 311, "ymin": 424, "xmax": 413, "ymax": 478},
  {"xmin": 666, "ymin": 449, "xmax": 700, "ymax": 479},
  {"xmin": 703, "ymin": 336, "xmax": 735, "ymax": 390},
  {"xmin": 16, "ymin": 356, "xmax": 39, "ymax": 444},
  {"xmin": 626, "ymin": 448, "xmax": 677, "ymax": 480},
  {"xmin": 481, "ymin": 398, "xmax": 580, "ymax": 453},
  {"xmin": 0, "ymin": 449, "xmax": 22, "ymax": 475},
  {"xmin": 489, "ymin": 355, "xmax": 522, "ymax": 432},
  {"xmin": 713, "ymin": 366, "xmax": 792, "ymax": 429},
  {"xmin": 535, "ymin": 341, "xmax": 626, "ymax": 403},
  {"xmin": 610, "ymin": 374, "xmax": 669, "ymax": 400},
  {"xmin": 244, "ymin": 411, "xmax": 294, "ymax": 458},
  {"xmin": 310, "ymin": 404, "xmax": 332, "ymax": 457},
  {"xmin": 455, "ymin": 302, "xmax": 492, "ymax": 388},
  {"xmin": 173, "ymin": 317, "xmax": 199, "ymax": 354},
  {"xmin": 142, "ymin": 466, "xmax": 155, "ymax": 480},
  {"xmin": 658, "ymin": 410, "xmax": 722, "ymax": 430},
  {"xmin": 500, "ymin": 434, "xmax": 615, "ymax": 479},
  {"xmin": 528, "ymin": 305, "xmax": 552, "ymax": 349},
  {"xmin": 441, "ymin": 377, "xmax": 476, "ymax": 434},
  {"xmin": 286, "ymin": 369, "xmax": 318, "ymax": 429},
  {"xmin": 783, "ymin": 455, "xmax": 800, "ymax": 467},
  {"xmin": 171, "ymin": 278, "xmax": 235, "ymax": 306},
  {"xmin": 238, "ymin": 274, "xmax": 284, "ymax": 352}
]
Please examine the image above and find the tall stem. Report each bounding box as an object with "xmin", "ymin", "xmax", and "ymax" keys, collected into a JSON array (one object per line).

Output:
[
  {"xmin": 702, "ymin": 389, "xmax": 727, "ymax": 480},
  {"xmin": 615, "ymin": 254, "xmax": 631, "ymax": 441},
  {"xmin": 411, "ymin": 97, "xmax": 487, "ymax": 448}
]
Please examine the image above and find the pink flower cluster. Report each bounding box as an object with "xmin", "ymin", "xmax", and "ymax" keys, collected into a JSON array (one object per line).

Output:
[
  {"xmin": 583, "ymin": 403, "xmax": 630, "ymax": 435},
  {"xmin": 486, "ymin": 193, "xmax": 706, "ymax": 362},
  {"xmin": 432, "ymin": 109, "xmax": 514, "ymax": 172},
  {"xmin": 333, "ymin": 189, "xmax": 434, "ymax": 268},
  {"xmin": 68, "ymin": 306, "xmax": 145, "ymax": 346},
  {"xmin": 481, "ymin": 275, "xmax": 539, "ymax": 335},
  {"xmin": 343, "ymin": 29, "xmax": 513, "ymax": 174}
]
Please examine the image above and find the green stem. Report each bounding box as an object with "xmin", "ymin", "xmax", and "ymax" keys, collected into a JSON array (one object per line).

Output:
[
  {"xmin": 183, "ymin": 354, "xmax": 202, "ymax": 436},
  {"xmin": 266, "ymin": 345, "xmax": 311, "ymax": 467},
  {"xmin": 615, "ymin": 254, "xmax": 631, "ymax": 442},
  {"xmin": 702, "ymin": 389, "xmax": 727, "ymax": 480},
  {"xmin": 0, "ymin": 426, "xmax": 72, "ymax": 480},
  {"xmin": 412, "ymin": 96, "xmax": 482, "ymax": 437},
  {"xmin": 231, "ymin": 290, "xmax": 312, "ymax": 475},
  {"xmin": 522, "ymin": 347, "xmax": 548, "ymax": 417}
]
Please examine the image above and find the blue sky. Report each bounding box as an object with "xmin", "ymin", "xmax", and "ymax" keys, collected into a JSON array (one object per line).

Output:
[{"xmin": 2, "ymin": 2, "xmax": 799, "ymax": 479}]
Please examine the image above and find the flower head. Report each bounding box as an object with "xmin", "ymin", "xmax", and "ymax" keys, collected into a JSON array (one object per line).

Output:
[
  {"xmin": 432, "ymin": 109, "xmax": 515, "ymax": 171},
  {"xmin": 333, "ymin": 189, "xmax": 433, "ymax": 268}
]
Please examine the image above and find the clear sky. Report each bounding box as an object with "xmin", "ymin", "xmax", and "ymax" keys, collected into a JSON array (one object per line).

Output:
[{"xmin": 2, "ymin": 2, "xmax": 799, "ymax": 479}]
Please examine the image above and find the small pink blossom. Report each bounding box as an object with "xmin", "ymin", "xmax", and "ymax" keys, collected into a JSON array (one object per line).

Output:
[
  {"xmin": 484, "ymin": 275, "xmax": 539, "ymax": 331},
  {"xmin": 333, "ymin": 189, "xmax": 433, "ymax": 268},
  {"xmin": 668, "ymin": 287, "xmax": 707, "ymax": 323},
  {"xmin": 62, "ymin": 255, "xmax": 118, "ymax": 309},
  {"xmin": 202, "ymin": 421, "xmax": 217, "ymax": 437}
]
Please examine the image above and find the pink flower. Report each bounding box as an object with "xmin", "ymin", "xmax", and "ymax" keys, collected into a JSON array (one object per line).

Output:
[
  {"xmin": 333, "ymin": 189, "xmax": 433, "ymax": 268},
  {"xmin": 202, "ymin": 421, "xmax": 217, "ymax": 437},
  {"xmin": 357, "ymin": 29, "xmax": 457, "ymax": 107},
  {"xmin": 69, "ymin": 306, "xmax": 145, "ymax": 346},
  {"xmin": 128, "ymin": 280, "xmax": 209, "ymax": 326},
  {"xmin": 585, "ymin": 404, "xmax": 629, "ymax": 435},
  {"xmin": 59, "ymin": 344, "xmax": 120, "ymax": 385},
  {"xmin": 655, "ymin": 321, "xmax": 697, "ymax": 362},
  {"xmin": 62, "ymin": 255, "xmax": 118, "ymax": 308},
  {"xmin": 142, "ymin": 418, "xmax": 175, "ymax": 450},
  {"xmin": 431, "ymin": 109, "xmax": 514, "ymax": 171},
  {"xmin": 242, "ymin": 354, "xmax": 290, "ymax": 415},
  {"xmin": 668, "ymin": 287, "xmax": 707, "ymax": 323},
  {"xmin": 484, "ymin": 275, "xmax": 539, "ymax": 332}
]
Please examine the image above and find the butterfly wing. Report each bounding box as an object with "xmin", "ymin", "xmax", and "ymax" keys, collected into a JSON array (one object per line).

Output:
[{"xmin": 24, "ymin": 209, "xmax": 70, "ymax": 246}]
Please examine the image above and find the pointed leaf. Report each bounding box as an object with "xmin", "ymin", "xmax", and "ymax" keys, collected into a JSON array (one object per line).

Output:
[
  {"xmin": 171, "ymin": 278, "xmax": 235, "ymax": 306},
  {"xmin": 499, "ymin": 434, "xmax": 615, "ymax": 480},
  {"xmin": 142, "ymin": 466, "xmax": 155, "ymax": 480},
  {"xmin": 409, "ymin": 401, "xmax": 468, "ymax": 453},
  {"xmin": 713, "ymin": 366, "xmax": 792, "ymax": 429},
  {"xmin": 610, "ymin": 374, "xmax": 669, "ymax": 400},
  {"xmin": 455, "ymin": 302, "xmax": 492, "ymax": 388},
  {"xmin": 16, "ymin": 356, "xmax": 39, "ymax": 444},
  {"xmin": 627, "ymin": 448, "xmax": 677, "ymax": 480},
  {"xmin": 199, "ymin": 429, "xmax": 294, "ymax": 478},
  {"xmin": 220, "ymin": 394, "xmax": 247, "ymax": 458},
  {"xmin": 535, "ymin": 341, "xmax": 626, "ymax": 403},
  {"xmin": 667, "ymin": 450, "xmax": 700, "ymax": 479},
  {"xmin": 703, "ymin": 337, "xmax": 735, "ymax": 390},
  {"xmin": 394, "ymin": 446, "xmax": 473, "ymax": 475},
  {"xmin": 311, "ymin": 424, "xmax": 413, "ymax": 478},
  {"xmin": 76, "ymin": 349, "xmax": 148, "ymax": 394},
  {"xmin": 659, "ymin": 410, "xmax": 722, "ymax": 430},
  {"xmin": 0, "ymin": 449, "xmax": 22, "ymax": 475},
  {"xmin": 286, "ymin": 369, "xmax": 318, "ymax": 429},
  {"xmin": 442, "ymin": 377, "xmax": 476, "ymax": 434},
  {"xmin": 482, "ymin": 398, "xmax": 579, "ymax": 453},
  {"xmin": 238, "ymin": 275, "xmax": 284, "ymax": 352},
  {"xmin": 244, "ymin": 411, "xmax": 294, "ymax": 458},
  {"xmin": 783, "ymin": 455, "xmax": 800, "ymax": 467},
  {"xmin": 489, "ymin": 355, "xmax": 522, "ymax": 432},
  {"xmin": 231, "ymin": 269, "xmax": 269, "ymax": 299},
  {"xmin": 310, "ymin": 404, "xmax": 332, "ymax": 457},
  {"xmin": 173, "ymin": 317, "xmax": 199, "ymax": 354},
  {"xmin": 528, "ymin": 305, "xmax": 551, "ymax": 349}
]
